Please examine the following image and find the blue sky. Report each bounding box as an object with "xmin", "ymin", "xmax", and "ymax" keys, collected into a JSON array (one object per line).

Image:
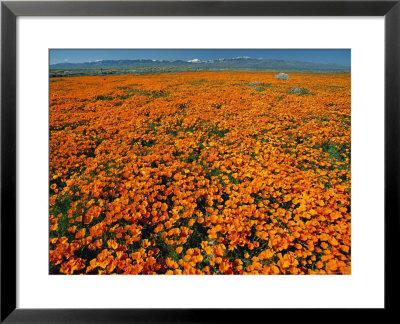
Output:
[{"xmin": 50, "ymin": 49, "xmax": 350, "ymax": 66}]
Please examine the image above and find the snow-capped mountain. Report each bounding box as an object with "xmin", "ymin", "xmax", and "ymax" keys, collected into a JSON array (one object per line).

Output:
[{"xmin": 50, "ymin": 57, "xmax": 350, "ymax": 72}]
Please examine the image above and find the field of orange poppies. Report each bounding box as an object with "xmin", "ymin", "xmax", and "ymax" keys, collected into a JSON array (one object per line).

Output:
[{"xmin": 49, "ymin": 71, "xmax": 351, "ymax": 275}]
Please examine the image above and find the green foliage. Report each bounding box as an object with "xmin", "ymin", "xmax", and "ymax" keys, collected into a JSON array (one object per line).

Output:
[
  {"xmin": 185, "ymin": 152, "xmax": 200, "ymax": 163},
  {"xmin": 94, "ymin": 95, "xmax": 114, "ymax": 101},
  {"xmin": 50, "ymin": 194, "xmax": 72, "ymax": 239},
  {"xmin": 166, "ymin": 128, "xmax": 178, "ymax": 137},
  {"xmin": 141, "ymin": 139, "xmax": 157, "ymax": 147},
  {"xmin": 189, "ymin": 79, "xmax": 206, "ymax": 85},
  {"xmin": 208, "ymin": 126, "xmax": 229, "ymax": 138},
  {"xmin": 250, "ymin": 83, "xmax": 272, "ymax": 92},
  {"xmin": 287, "ymin": 87, "xmax": 311, "ymax": 95},
  {"xmin": 314, "ymin": 142, "xmax": 346, "ymax": 162},
  {"xmin": 184, "ymin": 223, "xmax": 209, "ymax": 250},
  {"xmin": 148, "ymin": 123, "xmax": 158, "ymax": 135},
  {"xmin": 152, "ymin": 90, "xmax": 168, "ymax": 98}
]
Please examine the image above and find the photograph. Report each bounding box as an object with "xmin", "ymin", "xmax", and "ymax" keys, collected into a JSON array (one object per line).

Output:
[{"xmin": 49, "ymin": 49, "xmax": 351, "ymax": 275}]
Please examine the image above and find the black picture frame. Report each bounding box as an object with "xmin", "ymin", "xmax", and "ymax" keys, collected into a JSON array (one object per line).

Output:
[{"xmin": 1, "ymin": 0, "xmax": 398, "ymax": 322}]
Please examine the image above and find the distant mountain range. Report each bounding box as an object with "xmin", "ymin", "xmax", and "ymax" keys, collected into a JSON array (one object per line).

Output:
[{"xmin": 50, "ymin": 57, "xmax": 350, "ymax": 72}]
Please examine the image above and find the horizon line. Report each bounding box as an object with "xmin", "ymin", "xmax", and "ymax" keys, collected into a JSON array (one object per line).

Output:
[{"xmin": 50, "ymin": 56, "xmax": 350, "ymax": 67}]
